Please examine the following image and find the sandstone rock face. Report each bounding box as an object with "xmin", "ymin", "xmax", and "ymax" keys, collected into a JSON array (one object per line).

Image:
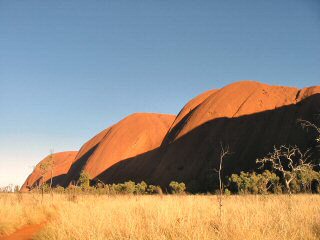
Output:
[
  {"xmin": 171, "ymin": 89, "xmax": 217, "ymax": 130},
  {"xmin": 152, "ymin": 81, "xmax": 320, "ymax": 191},
  {"xmin": 65, "ymin": 113, "xmax": 176, "ymax": 184},
  {"xmin": 20, "ymin": 151, "xmax": 78, "ymax": 192},
  {"xmin": 22, "ymin": 81, "xmax": 320, "ymax": 192}
]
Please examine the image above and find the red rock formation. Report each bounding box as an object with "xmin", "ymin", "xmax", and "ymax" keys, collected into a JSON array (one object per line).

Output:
[
  {"xmin": 22, "ymin": 81, "xmax": 320, "ymax": 192},
  {"xmin": 20, "ymin": 151, "xmax": 78, "ymax": 192},
  {"xmin": 152, "ymin": 81, "xmax": 320, "ymax": 191},
  {"xmin": 65, "ymin": 113, "xmax": 175, "ymax": 183}
]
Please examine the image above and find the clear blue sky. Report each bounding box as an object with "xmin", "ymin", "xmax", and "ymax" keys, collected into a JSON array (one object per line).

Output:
[{"xmin": 0, "ymin": 0, "xmax": 319, "ymax": 187}]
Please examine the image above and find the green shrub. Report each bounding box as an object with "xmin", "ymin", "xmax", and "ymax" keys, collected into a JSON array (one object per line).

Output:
[
  {"xmin": 79, "ymin": 170, "xmax": 90, "ymax": 190},
  {"xmin": 296, "ymin": 166, "xmax": 320, "ymax": 192},
  {"xmin": 169, "ymin": 181, "xmax": 186, "ymax": 194},
  {"xmin": 107, "ymin": 181, "xmax": 136, "ymax": 194},
  {"xmin": 147, "ymin": 185, "xmax": 163, "ymax": 194},
  {"xmin": 229, "ymin": 171, "xmax": 279, "ymax": 194},
  {"xmin": 41, "ymin": 183, "xmax": 50, "ymax": 193},
  {"xmin": 135, "ymin": 181, "xmax": 148, "ymax": 194},
  {"xmin": 224, "ymin": 188, "xmax": 231, "ymax": 196},
  {"xmin": 94, "ymin": 183, "xmax": 110, "ymax": 195},
  {"xmin": 122, "ymin": 181, "xmax": 136, "ymax": 194}
]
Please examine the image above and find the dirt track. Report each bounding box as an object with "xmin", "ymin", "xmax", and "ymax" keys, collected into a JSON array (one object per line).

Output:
[{"xmin": 0, "ymin": 223, "xmax": 44, "ymax": 240}]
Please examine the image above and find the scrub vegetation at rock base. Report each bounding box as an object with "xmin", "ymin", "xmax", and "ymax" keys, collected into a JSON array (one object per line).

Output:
[{"xmin": 21, "ymin": 81, "xmax": 320, "ymax": 193}]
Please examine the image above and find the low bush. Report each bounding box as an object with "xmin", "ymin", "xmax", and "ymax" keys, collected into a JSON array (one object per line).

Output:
[
  {"xmin": 228, "ymin": 171, "xmax": 280, "ymax": 194},
  {"xmin": 169, "ymin": 181, "xmax": 186, "ymax": 194},
  {"xmin": 147, "ymin": 185, "xmax": 163, "ymax": 194}
]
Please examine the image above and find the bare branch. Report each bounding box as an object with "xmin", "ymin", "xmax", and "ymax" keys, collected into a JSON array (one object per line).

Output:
[
  {"xmin": 298, "ymin": 119, "xmax": 320, "ymax": 143},
  {"xmin": 256, "ymin": 145, "xmax": 313, "ymax": 194},
  {"xmin": 216, "ymin": 142, "xmax": 231, "ymax": 219}
]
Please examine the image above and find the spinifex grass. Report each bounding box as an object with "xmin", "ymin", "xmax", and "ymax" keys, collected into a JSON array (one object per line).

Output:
[{"xmin": 1, "ymin": 194, "xmax": 319, "ymax": 240}]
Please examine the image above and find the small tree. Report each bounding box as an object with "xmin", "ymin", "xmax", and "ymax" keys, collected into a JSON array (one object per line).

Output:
[
  {"xmin": 79, "ymin": 170, "xmax": 91, "ymax": 190},
  {"xmin": 39, "ymin": 162, "xmax": 49, "ymax": 184},
  {"xmin": 147, "ymin": 185, "xmax": 163, "ymax": 194},
  {"xmin": 257, "ymin": 145, "xmax": 314, "ymax": 194},
  {"xmin": 48, "ymin": 149, "xmax": 55, "ymax": 190},
  {"xmin": 135, "ymin": 181, "xmax": 148, "ymax": 194},
  {"xmin": 229, "ymin": 171, "xmax": 279, "ymax": 194},
  {"xmin": 14, "ymin": 185, "xmax": 20, "ymax": 193},
  {"xmin": 38, "ymin": 150, "xmax": 55, "ymax": 199},
  {"xmin": 295, "ymin": 165, "xmax": 320, "ymax": 192},
  {"xmin": 0, "ymin": 184, "xmax": 14, "ymax": 192},
  {"xmin": 39, "ymin": 161, "xmax": 50, "ymax": 201},
  {"xmin": 260, "ymin": 170, "xmax": 281, "ymax": 193},
  {"xmin": 169, "ymin": 181, "xmax": 186, "ymax": 194},
  {"xmin": 122, "ymin": 181, "xmax": 136, "ymax": 194}
]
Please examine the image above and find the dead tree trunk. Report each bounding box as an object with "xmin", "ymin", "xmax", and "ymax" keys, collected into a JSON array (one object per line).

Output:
[{"xmin": 216, "ymin": 143, "xmax": 230, "ymax": 219}]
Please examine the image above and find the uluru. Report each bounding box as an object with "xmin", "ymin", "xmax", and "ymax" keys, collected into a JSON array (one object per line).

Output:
[
  {"xmin": 2, "ymin": 3, "xmax": 320, "ymax": 239},
  {"xmin": 152, "ymin": 81, "xmax": 320, "ymax": 191},
  {"xmin": 49, "ymin": 113, "xmax": 175, "ymax": 187},
  {"xmin": 20, "ymin": 151, "xmax": 78, "ymax": 192},
  {"xmin": 21, "ymin": 81, "xmax": 320, "ymax": 192}
]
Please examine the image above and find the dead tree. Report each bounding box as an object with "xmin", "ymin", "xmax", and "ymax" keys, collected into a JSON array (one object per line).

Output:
[
  {"xmin": 298, "ymin": 119, "xmax": 320, "ymax": 144},
  {"xmin": 215, "ymin": 142, "xmax": 230, "ymax": 218},
  {"xmin": 39, "ymin": 162, "xmax": 48, "ymax": 202},
  {"xmin": 49, "ymin": 149, "xmax": 55, "ymax": 190},
  {"xmin": 256, "ymin": 145, "xmax": 313, "ymax": 194}
]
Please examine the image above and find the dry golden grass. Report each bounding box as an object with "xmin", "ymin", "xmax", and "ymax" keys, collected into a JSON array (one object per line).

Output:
[
  {"xmin": 1, "ymin": 194, "xmax": 319, "ymax": 240},
  {"xmin": 0, "ymin": 193, "xmax": 54, "ymax": 236}
]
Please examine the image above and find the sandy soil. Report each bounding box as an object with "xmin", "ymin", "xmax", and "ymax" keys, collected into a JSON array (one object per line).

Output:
[{"xmin": 0, "ymin": 223, "xmax": 44, "ymax": 240}]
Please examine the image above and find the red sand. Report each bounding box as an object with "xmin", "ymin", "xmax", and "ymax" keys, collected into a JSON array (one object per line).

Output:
[{"xmin": 0, "ymin": 224, "xmax": 44, "ymax": 240}]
